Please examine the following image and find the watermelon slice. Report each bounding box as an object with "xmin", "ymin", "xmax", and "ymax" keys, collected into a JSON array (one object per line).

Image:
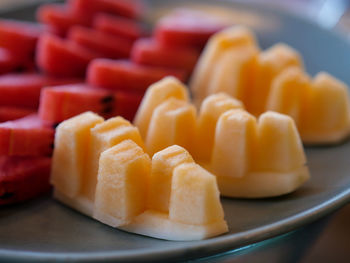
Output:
[
  {"xmin": 87, "ymin": 59, "xmax": 186, "ymax": 93},
  {"xmin": 155, "ymin": 9, "xmax": 227, "ymax": 48},
  {"xmin": 39, "ymin": 84, "xmax": 142, "ymax": 123},
  {"xmin": 0, "ymin": 19, "xmax": 44, "ymax": 58},
  {"xmin": 69, "ymin": 0, "xmax": 143, "ymax": 20},
  {"xmin": 93, "ymin": 13, "xmax": 144, "ymax": 41},
  {"xmin": 131, "ymin": 38, "xmax": 199, "ymax": 73},
  {"xmin": 0, "ymin": 114, "xmax": 54, "ymax": 156},
  {"xmin": 36, "ymin": 33, "xmax": 99, "ymax": 77},
  {"xmin": 0, "ymin": 106, "xmax": 35, "ymax": 122},
  {"xmin": 0, "ymin": 156, "xmax": 51, "ymax": 205},
  {"xmin": 0, "ymin": 73, "xmax": 82, "ymax": 108},
  {"xmin": 68, "ymin": 26, "xmax": 133, "ymax": 59},
  {"xmin": 37, "ymin": 4, "xmax": 91, "ymax": 36}
]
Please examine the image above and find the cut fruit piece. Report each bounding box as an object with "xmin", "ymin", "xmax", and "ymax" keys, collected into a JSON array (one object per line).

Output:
[
  {"xmin": 133, "ymin": 76, "xmax": 189, "ymax": 139},
  {"xmin": 155, "ymin": 9, "xmax": 227, "ymax": 48},
  {"xmin": 194, "ymin": 93, "xmax": 243, "ymax": 162},
  {"xmin": 69, "ymin": 0, "xmax": 143, "ymax": 20},
  {"xmin": 0, "ymin": 156, "xmax": 51, "ymax": 205},
  {"xmin": 68, "ymin": 26, "xmax": 133, "ymax": 59},
  {"xmin": 93, "ymin": 13, "xmax": 144, "ymax": 41},
  {"xmin": 0, "ymin": 73, "xmax": 82, "ymax": 108},
  {"xmin": 207, "ymin": 110, "xmax": 309, "ymax": 198},
  {"xmin": 0, "ymin": 114, "xmax": 54, "ymax": 156},
  {"xmin": 83, "ymin": 117, "xmax": 145, "ymax": 213},
  {"xmin": 0, "ymin": 47, "xmax": 19, "ymax": 74},
  {"xmin": 247, "ymin": 43, "xmax": 303, "ymax": 115},
  {"xmin": 51, "ymin": 112, "xmax": 104, "ymax": 215},
  {"xmin": 148, "ymin": 145, "xmax": 194, "ymax": 213},
  {"xmin": 36, "ymin": 33, "xmax": 99, "ymax": 77},
  {"xmin": 0, "ymin": 106, "xmax": 35, "ymax": 122},
  {"xmin": 301, "ymin": 72, "xmax": 350, "ymax": 144},
  {"xmin": 36, "ymin": 4, "xmax": 91, "ymax": 36},
  {"xmin": 131, "ymin": 38, "xmax": 200, "ymax": 73},
  {"xmin": 39, "ymin": 84, "xmax": 142, "ymax": 123},
  {"xmin": 0, "ymin": 19, "xmax": 43, "ymax": 58},
  {"xmin": 87, "ymin": 59, "xmax": 186, "ymax": 93},
  {"xmin": 145, "ymin": 98, "xmax": 196, "ymax": 156},
  {"xmin": 190, "ymin": 26, "xmax": 258, "ymax": 105},
  {"xmin": 93, "ymin": 140, "xmax": 151, "ymax": 227}
]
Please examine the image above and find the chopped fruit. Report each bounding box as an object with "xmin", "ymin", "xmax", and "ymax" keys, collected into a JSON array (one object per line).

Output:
[
  {"xmin": 51, "ymin": 112, "xmax": 104, "ymax": 215},
  {"xmin": 83, "ymin": 117, "xmax": 145, "ymax": 213},
  {"xmin": 39, "ymin": 84, "xmax": 142, "ymax": 123},
  {"xmin": 133, "ymin": 76, "xmax": 189, "ymax": 139},
  {"xmin": 0, "ymin": 47, "xmax": 19, "ymax": 74},
  {"xmin": 87, "ymin": 59, "xmax": 186, "ymax": 93},
  {"xmin": 69, "ymin": 0, "xmax": 143, "ymax": 20},
  {"xmin": 37, "ymin": 4, "xmax": 91, "ymax": 36},
  {"xmin": 210, "ymin": 110, "xmax": 309, "ymax": 198},
  {"xmin": 0, "ymin": 19, "xmax": 43, "ymax": 58},
  {"xmin": 68, "ymin": 26, "xmax": 133, "ymax": 59},
  {"xmin": 0, "ymin": 156, "xmax": 51, "ymax": 205},
  {"xmin": 155, "ymin": 9, "xmax": 227, "ymax": 48},
  {"xmin": 36, "ymin": 34, "xmax": 99, "ymax": 77},
  {"xmin": 0, "ymin": 73, "xmax": 82, "ymax": 108},
  {"xmin": 190, "ymin": 26, "xmax": 258, "ymax": 105},
  {"xmin": 93, "ymin": 13, "xmax": 143, "ymax": 41},
  {"xmin": 0, "ymin": 106, "xmax": 35, "ymax": 122},
  {"xmin": 145, "ymin": 98, "xmax": 196, "ymax": 156},
  {"xmin": 148, "ymin": 145, "xmax": 194, "ymax": 213},
  {"xmin": 247, "ymin": 43, "xmax": 303, "ymax": 115},
  {"xmin": 194, "ymin": 93, "xmax": 243, "ymax": 162},
  {"xmin": 0, "ymin": 114, "xmax": 54, "ymax": 156},
  {"xmin": 94, "ymin": 140, "xmax": 151, "ymax": 227},
  {"xmin": 131, "ymin": 38, "xmax": 200, "ymax": 73}
]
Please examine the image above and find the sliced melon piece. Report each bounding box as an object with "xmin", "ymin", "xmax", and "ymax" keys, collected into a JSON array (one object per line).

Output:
[
  {"xmin": 145, "ymin": 98, "xmax": 196, "ymax": 156},
  {"xmin": 133, "ymin": 76, "xmax": 189, "ymax": 139},
  {"xmin": 83, "ymin": 117, "xmax": 145, "ymax": 206},
  {"xmin": 247, "ymin": 43, "xmax": 303, "ymax": 115},
  {"xmin": 194, "ymin": 93, "xmax": 243, "ymax": 162},
  {"xmin": 51, "ymin": 111, "xmax": 103, "ymax": 215},
  {"xmin": 148, "ymin": 145, "xmax": 194, "ymax": 213},
  {"xmin": 93, "ymin": 140, "xmax": 151, "ymax": 227},
  {"xmin": 190, "ymin": 26, "xmax": 257, "ymax": 105}
]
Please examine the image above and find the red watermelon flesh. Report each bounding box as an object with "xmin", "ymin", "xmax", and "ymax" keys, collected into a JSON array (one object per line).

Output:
[
  {"xmin": 69, "ymin": 0, "xmax": 143, "ymax": 20},
  {"xmin": 131, "ymin": 38, "xmax": 199, "ymax": 73},
  {"xmin": 0, "ymin": 106, "xmax": 35, "ymax": 122},
  {"xmin": 87, "ymin": 59, "xmax": 186, "ymax": 93},
  {"xmin": 68, "ymin": 26, "xmax": 133, "ymax": 59},
  {"xmin": 37, "ymin": 4, "xmax": 91, "ymax": 37},
  {"xmin": 0, "ymin": 156, "xmax": 51, "ymax": 205},
  {"xmin": 39, "ymin": 84, "xmax": 142, "ymax": 123},
  {"xmin": 36, "ymin": 33, "xmax": 100, "ymax": 77},
  {"xmin": 0, "ymin": 114, "xmax": 54, "ymax": 156},
  {"xmin": 155, "ymin": 9, "xmax": 227, "ymax": 49},
  {"xmin": 0, "ymin": 73, "xmax": 82, "ymax": 108},
  {"xmin": 0, "ymin": 47, "xmax": 18, "ymax": 74},
  {"xmin": 0, "ymin": 19, "xmax": 44, "ymax": 58},
  {"xmin": 93, "ymin": 13, "xmax": 144, "ymax": 41}
]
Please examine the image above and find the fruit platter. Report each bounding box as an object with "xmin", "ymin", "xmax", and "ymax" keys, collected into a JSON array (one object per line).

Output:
[{"xmin": 0, "ymin": 0, "xmax": 350, "ymax": 262}]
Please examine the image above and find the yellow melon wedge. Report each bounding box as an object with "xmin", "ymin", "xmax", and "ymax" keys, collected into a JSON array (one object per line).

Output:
[
  {"xmin": 51, "ymin": 112, "xmax": 104, "ymax": 215},
  {"xmin": 93, "ymin": 140, "xmax": 151, "ymax": 227},
  {"xmin": 148, "ymin": 145, "xmax": 194, "ymax": 213},
  {"xmin": 190, "ymin": 26, "xmax": 257, "ymax": 105},
  {"xmin": 301, "ymin": 72, "xmax": 350, "ymax": 144},
  {"xmin": 247, "ymin": 43, "xmax": 303, "ymax": 115},
  {"xmin": 83, "ymin": 117, "xmax": 144, "ymax": 213},
  {"xmin": 121, "ymin": 162, "xmax": 228, "ymax": 241},
  {"xmin": 145, "ymin": 98, "xmax": 196, "ymax": 156},
  {"xmin": 195, "ymin": 93, "xmax": 243, "ymax": 162},
  {"xmin": 133, "ymin": 76, "xmax": 189, "ymax": 139}
]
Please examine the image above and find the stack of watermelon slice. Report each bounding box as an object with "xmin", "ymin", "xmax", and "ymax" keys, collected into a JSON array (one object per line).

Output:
[{"xmin": 0, "ymin": 0, "xmax": 229, "ymax": 205}]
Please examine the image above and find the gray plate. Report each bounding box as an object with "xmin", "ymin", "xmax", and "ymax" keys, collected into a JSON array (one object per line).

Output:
[{"xmin": 1, "ymin": 0, "xmax": 350, "ymax": 262}]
